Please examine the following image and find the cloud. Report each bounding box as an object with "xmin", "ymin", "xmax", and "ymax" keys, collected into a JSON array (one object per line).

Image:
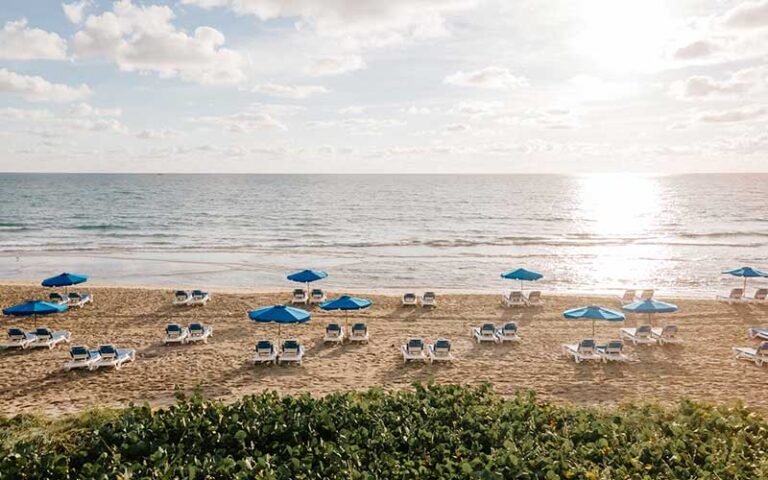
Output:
[
  {"xmin": 308, "ymin": 55, "xmax": 365, "ymax": 76},
  {"xmin": 252, "ymin": 83, "xmax": 328, "ymax": 98},
  {"xmin": 723, "ymin": 0, "xmax": 768, "ymax": 29},
  {"xmin": 68, "ymin": 102, "xmax": 122, "ymax": 117},
  {"xmin": 0, "ymin": 107, "xmax": 54, "ymax": 120},
  {"xmin": 307, "ymin": 117, "xmax": 405, "ymax": 134},
  {"xmin": 673, "ymin": 40, "xmax": 720, "ymax": 60},
  {"xmin": 697, "ymin": 106, "xmax": 767, "ymax": 123},
  {"xmin": 72, "ymin": 0, "xmax": 246, "ymax": 85},
  {"xmin": 0, "ymin": 69, "xmax": 91, "ymax": 102},
  {"xmin": 405, "ymin": 105, "xmax": 431, "ymax": 115},
  {"xmin": 193, "ymin": 111, "xmax": 287, "ymax": 132},
  {"xmin": 62, "ymin": 1, "xmax": 92, "ymax": 24},
  {"xmin": 442, "ymin": 123, "xmax": 470, "ymax": 133},
  {"xmin": 449, "ymin": 101, "xmax": 502, "ymax": 117},
  {"xmin": 670, "ymin": 67, "xmax": 767, "ymax": 99},
  {"xmin": 136, "ymin": 128, "xmax": 177, "ymax": 139},
  {"xmin": 443, "ymin": 66, "xmax": 527, "ymax": 89},
  {"xmin": 0, "ymin": 19, "xmax": 67, "ymax": 60}
]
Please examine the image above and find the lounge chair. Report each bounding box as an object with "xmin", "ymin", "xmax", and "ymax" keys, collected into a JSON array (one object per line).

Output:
[
  {"xmin": 92, "ymin": 344, "xmax": 136, "ymax": 370},
  {"xmin": 561, "ymin": 339, "xmax": 601, "ymax": 363},
  {"xmin": 291, "ymin": 288, "xmax": 309, "ymax": 305},
  {"xmin": 428, "ymin": 339, "xmax": 454, "ymax": 363},
  {"xmin": 501, "ymin": 291, "xmax": 526, "ymax": 307},
  {"xmin": 188, "ymin": 290, "xmax": 210, "ymax": 306},
  {"xmin": 651, "ymin": 325, "xmax": 683, "ymax": 345},
  {"xmin": 402, "ymin": 293, "xmax": 417, "ymax": 306},
  {"xmin": 173, "ymin": 290, "xmax": 191, "ymax": 306},
  {"xmin": 30, "ymin": 328, "xmax": 71, "ymax": 349},
  {"xmin": 187, "ymin": 323, "xmax": 212, "ymax": 343},
  {"xmin": 495, "ymin": 322, "xmax": 521, "ymax": 343},
  {"xmin": 349, "ymin": 323, "xmax": 369, "ymax": 344},
  {"xmin": 323, "ymin": 323, "xmax": 344, "ymax": 344},
  {"xmin": 162, "ymin": 324, "xmax": 189, "ymax": 345},
  {"xmin": 63, "ymin": 345, "xmax": 101, "ymax": 371},
  {"xmin": 253, "ymin": 340, "xmax": 277, "ymax": 365},
  {"xmin": 748, "ymin": 327, "xmax": 768, "ymax": 341},
  {"xmin": 1, "ymin": 328, "xmax": 38, "ymax": 349},
  {"xmin": 401, "ymin": 338, "xmax": 428, "ymax": 363},
  {"xmin": 620, "ymin": 325, "xmax": 656, "ymax": 345},
  {"xmin": 278, "ymin": 339, "xmax": 305, "ymax": 365},
  {"xmin": 717, "ymin": 288, "xmax": 745, "ymax": 303},
  {"xmin": 309, "ymin": 289, "xmax": 326, "ymax": 304},
  {"xmin": 473, "ymin": 323, "xmax": 499, "ymax": 343},
  {"xmin": 48, "ymin": 292, "xmax": 69, "ymax": 305},
  {"xmin": 618, "ymin": 289, "xmax": 636, "ymax": 305},
  {"xmin": 596, "ymin": 340, "xmax": 631, "ymax": 362},
  {"xmin": 67, "ymin": 292, "xmax": 93, "ymax": 308},
  {"xmin": 526, "ymin": 291, "xmax": 543, "ymax": 306},
  {"xmin": 749, "ymin": 288, "xmax": 768, "ymax": 302},
  {"xmin": 639, "ymin": 289, "xmax": 654, "ymax": 300},
  {"xmin": 420, "ymin": 292, "xmax": 437, "ymax": 308},
  {"xmin": 733, "ymin": 341, "xmax": 768, "ymax": 367}
]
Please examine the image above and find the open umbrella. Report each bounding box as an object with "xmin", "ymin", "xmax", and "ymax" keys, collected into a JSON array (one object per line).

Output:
[
  {"xmin": 3, "ymin": 300, "xmax": 68, "ymax": 327},
  {"xmin": 723, "ymin": 266, "xmax": 768, "ymax": 293},
  {"xmin": 622, "ymin": 298, "xmax": 678, "ymax": 325},
  {"xmin": 249, "ymin": 305, "xmax": 310, "ymax": 344},
  {"xmin": 42, "ymin": 272, "xmax": 88, "ymax": 294},
  {"xmin": 287, "ymin": 269, "xmax": 328, "ymax": 296},
  {"xmin": 563, "ymin": 305, "xmax": 625, "ymax": 337},
  {"xmin": 319, "ymin": 295, "xmax": 372, "ymax": 330},
  {"xmin": 501, "ymin": 268, "xmax": 543, "ymax": 292}
]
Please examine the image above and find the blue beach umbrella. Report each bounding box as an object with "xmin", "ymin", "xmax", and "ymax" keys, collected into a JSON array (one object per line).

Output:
[
  {"xmin": 249, "ymin": 304, "xmax": 310, "ymax": 343},
  {"xmin": 42, "ymin": 272, "xmax": 88, "ymax": 288},
  {"xmin": 320, "ymin": 295, "xmax": 373, "ymax": 329},
  {"xmin": 563, "ymin": 305, "xmax": 625, "ymax": 337},
  {"xmin": 722, "ymin": 266, "xmax": 768, "ymax": 292},
  {"xmin": 3, "ymin": 300, "xmax": 68, "ymax": 327},
  {"xmin": 622, "ymin": 298, "xmax": 678, "ymax": 325},
  {"xmin": 287, "ymin": 269, "xmax": 328, "ymax": 295},
  {"xmin": 501, "ymin": 268, "xmax": 543, "ymax": 291}
]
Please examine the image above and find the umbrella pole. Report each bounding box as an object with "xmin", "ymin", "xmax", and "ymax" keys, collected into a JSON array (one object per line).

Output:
[
  {"xmin": 592, "ymin": 319, "xmax": 595, "ymax": 338},
  {"xmin": 744, "ymin": 277, "xmax": 747, "ymax": 295}
]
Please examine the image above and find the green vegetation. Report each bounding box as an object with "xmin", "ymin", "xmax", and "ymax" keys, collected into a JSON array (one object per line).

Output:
[{"xmin": 1, "ymin": 384, "xmax": 767, "ymax": 479}]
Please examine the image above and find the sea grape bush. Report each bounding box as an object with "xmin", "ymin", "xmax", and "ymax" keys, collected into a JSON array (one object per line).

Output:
[{"xmin": 1, "ymin": 384, "xmax": 768, "ymax": 479}]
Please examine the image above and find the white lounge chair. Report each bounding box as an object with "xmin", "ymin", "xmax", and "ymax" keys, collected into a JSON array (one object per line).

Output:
[
  {"xmin": 618, "ymin": 289, "xmax": 636, "ymax": 305},
  {"xmin": 596, "ymin": 340, "xmax": 631, "ymax": 362},
  {"xmin": 1, "ymin": 328, "xmax": 38, "ymax": 349},
  {"xmin": 401, "ymin": 338, "xmax": 428, "ymax": 363},
  {"xmin": 253, "ymin": 340, "xmax": 277, "ymax": 365},
  {"xmin": 349, "ymin": 323, "xmax": 369, "ymax": 344},
  {"xmin": 188, "ymin": 290, "xmax": 210, "ymax": 306},
  {"xmin": 501, "ymin": 291, "xmax": 526, "ymax": 308},
  {"xmin": 420, "ymin": 292, "xmax": 437, "ymax": 308},
  {"xmin": 92, "ymin": 344, "xmax": 136, "ymax": 370},
  {"xmin": 748, "ymin": 327, "xmax": 768, "ymax": 341},
  {"xmin": 163, "ymin": 324, "xmax": 189, "ymax": 345},
  {"xmin": 717, "ymin": 288, "xmax": 745, "ymax": 303},
  {"xmin": 620, "ymin": 325, "xmax": 657, "ymax": 345},
  {"xmin": 495, "ymin": 322, "xmax": 521, "ymax": 343},
  {"xmin": 323, "ymin": 323, "xmax": 344, "ymax": 344},
  {"xmin": 651, "ymin": 325, "xmax": 683, "ymax": 345},
  {"xmin": 30, "ymin": 328, "xmax": 71, "ymax": 349},
  {"xmin": 67, "ymin": 292, "xmax": 93, "ymax": 308},
  {"xmin": 472, "ymin": 323, "xmax": 499, "ymax": 343},
  {"xmin": 309, "ymin": 289, "xmax": 326, "ymax": 304},
  {"xmin": 562, "ymin": 339, "xmax": 601, "ymax": 363},
  {"xmin": 291, "ymin": 288, "xmax": 309, "ymax": 305},
  {"xmin": 63, "ymin": 345, "xmax": 101, "ymax": 371},
  {"xmin": 428, "ymin": 339, "xmax": 454, "ymax": 363},
  {"xmin": 402, "ymin": 293, "xmax": 417, "ymax": 306},
  {"xmin": 733, "ymin": 341, "xmax": 768, "ymax": 367},
  {"xmin": 187, "ymin": 323, "xmax": 212, "ymax": 344},
  {"xmin": 48, "ymin": 292, "xmax": 69, "ymax": 306},
  {"xmin": 173, "ymin": 290, "xmax": 191, "ymax": 306},
  {"xmin": 525, "ymin": 291, "xmax": 543, "ymax": 306},
  {"xmin": 639, "ymin": 289, "xmax": 654, "ymax": 300},
  {"xmin": 749, "ymin": 288, "xmax": 768, "ymax": 302},
  {"xmin": 278, "ymin": 339, "xmax": 305, "ymax": 365}
]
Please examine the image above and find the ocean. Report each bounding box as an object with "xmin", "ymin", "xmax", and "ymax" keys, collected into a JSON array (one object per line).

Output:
[{"xmin": 0, "ymin": 173, "xmax": 766, "ymax": 297}]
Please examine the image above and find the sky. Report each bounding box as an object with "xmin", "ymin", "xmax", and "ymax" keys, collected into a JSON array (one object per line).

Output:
[{"xmin": 0, "ymin": 0, "xmax": 767, "ymax": 173}]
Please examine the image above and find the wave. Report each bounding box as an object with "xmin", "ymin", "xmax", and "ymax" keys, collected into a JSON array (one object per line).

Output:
[{"xmin": 74, "ymin": 224, "xmax": 132, "ymax": 231}]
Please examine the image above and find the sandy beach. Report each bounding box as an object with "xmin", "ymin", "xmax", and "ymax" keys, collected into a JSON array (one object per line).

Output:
[{"xmin": 1, "ymin": 283, "xmax": 767, "ymax": 416}]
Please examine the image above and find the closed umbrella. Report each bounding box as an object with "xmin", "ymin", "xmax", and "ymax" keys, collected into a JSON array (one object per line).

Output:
[
  {"xmin": 501, "ymin": 268, "xmax": 543, "ymax": 292},
  {"xmin": 248, "ymin": 305, "xmax": 310, "ymax": 344},
  {"xmin": 563, "ymin": 305, "xmax": 625, "ymax": 337}
]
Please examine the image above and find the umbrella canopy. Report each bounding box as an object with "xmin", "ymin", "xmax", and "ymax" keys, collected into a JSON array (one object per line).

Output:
[
  {"xmin": 287, "ymin": 270, "xmax": 328, "ymax": 283},
  {"xmin": 563, "ymin": 305, "xmax": 625, "ymax": 336},
  {"xmin": 3, "ymin": 300, "xmax": 68, "ymax": 327},
  {"xmin": 249, "ymin": 305, "xmax": 310, "ymax": 344},
  {"xmin": 723, "ymin": 266, "xmax": 768, "ymax": 292},
  {"xmin": 319, "ymin": 295, "xmax": 373, "ymax": 311},
  {"xmin": 41, "ymin": 272, "xmax": 88, "ymax": 288},
  {"xmin": 501, "ymin": 268, "xmax": 543, "ymax": 291},
  {"xmin": 622, "ymin": 298, "xmax": 678, "ymax": 325}
]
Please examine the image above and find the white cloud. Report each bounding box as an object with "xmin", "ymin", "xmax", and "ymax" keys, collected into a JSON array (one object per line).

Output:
[
  {"xmin": 442, "ymin": 123, "xmax": 470, "ymax": 133},
  {"xmin": 193, "ymin": 112, "xmax": 287, "ymax": 133},
  {"xmin": 671, "ymin": 67, "xmax": 768, "ymax": 100},
  {"xmin": 308, "ymin": 55, "xmax": 365, "ymax": 76},
  {"xmin": 673, "ymin": 39, "xmax": 720, "ymax": 61},
  {"xmin": 405, "ymin": 105, "xmax": 431, "ymax": 115},
  {"xmin": 136, "ymin": 128, "xmax": 177, "ymax": 140},
  {"xmin": 0, "ymin": 19, "xmax": 67, "ymax": 60},
  {"xmin": 443, "ymin": 66, "xmax": 527, "ymax": 90},
  {"xmin": 307, "ymin": 117, "xmax": 405, "ymax": 134},
  {"xmin": 72, "ymin": 0, "xmax": 246, "ymax": 85},
  {"xmin": 62, "ymin": 1, "xmax": 92, "ymax": 24},
  {"xmin": 68, "ymin": 102, "xmax": 122, "ymax": 117},
  {"xmin": 0, "ymin": 107, "xmax": 54, "ymax": 121},
  {"xmin": 723, "ymin": 0, "xmax": 768, "ymax": 29},
  {"xmin": 0, "ymin": 69, "xmax": 91, "ymax": 102},
  {"xmin": 252, "ymin": 83, "xmax": 328, "ymax": 98},
  {"xmin": 697, "ymin": 106, "xmax": 767, "ymax": 123},
  {"xmin": 449, "ymin": 101, "xmax": 502, "ymax": 117}
]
